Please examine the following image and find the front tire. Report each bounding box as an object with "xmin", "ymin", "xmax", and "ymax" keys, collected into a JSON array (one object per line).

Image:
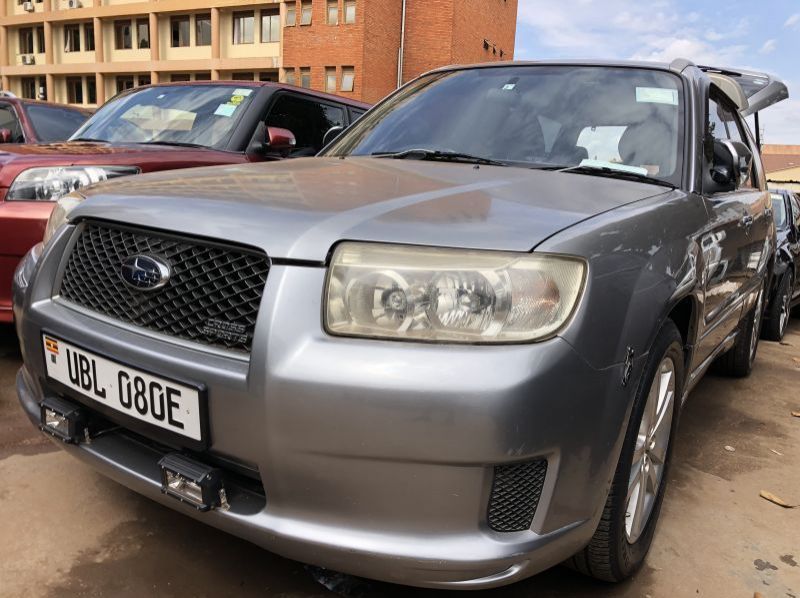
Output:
[
  {"xmin": 762, "ymin": 273, "xmax": 793, "ymax": 342},
  {"xmin": 569, "ymin": 321, "xmax": 683, "ymax": 582},
  {"xmin": 714, "ymin": 284, "xmax": 765, "ymax": 377}
]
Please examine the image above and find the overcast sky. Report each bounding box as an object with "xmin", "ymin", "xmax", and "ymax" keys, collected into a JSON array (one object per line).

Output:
[{"xmin": 514, "ymin": 0, "xmax": 800, "ymax": 145}]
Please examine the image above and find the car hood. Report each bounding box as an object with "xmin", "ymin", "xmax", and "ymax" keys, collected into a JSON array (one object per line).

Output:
[
  {"xmin": 0, "ymin": 141, "xmax": 235, "ymax": 170},
  {"xmin": 73, "ymin": 157, "xmax": 670, "ymax": 261}
]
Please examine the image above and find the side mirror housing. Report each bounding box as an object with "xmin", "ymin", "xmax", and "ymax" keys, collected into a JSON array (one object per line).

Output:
[
  {"xmin": 709, "ymin": 139, "xmax": 753, "ymax": 192},
  {"xmin": 322, "ymin": 125, "xmax": 345, "ymax": 148},
  {"xmin": 247, "ymin": 123, "xmax": 297, "ymax": 159},
  {"xmin": 0, "ymin": 128, "xmax": 12, "ymax": 143}
]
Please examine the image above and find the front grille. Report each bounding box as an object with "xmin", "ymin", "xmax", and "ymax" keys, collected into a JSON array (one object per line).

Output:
[
  {"xmin": 59, "ymin": 222, "xmax": 269, "ymax": 353},
  {"xmin": 487, "ymin": 460, "xmax": 548, "ymax": 532}
]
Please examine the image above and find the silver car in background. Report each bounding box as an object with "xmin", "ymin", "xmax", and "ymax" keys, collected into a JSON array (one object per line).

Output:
[{"xmin": 13, "ymin": 60, "xmax": 787, "ymax": 589}]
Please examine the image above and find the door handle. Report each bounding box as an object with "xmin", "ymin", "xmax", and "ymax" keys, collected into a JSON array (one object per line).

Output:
[{"xmin": 741, "ymin": 215, "xmax": 754, "ymax": 227}]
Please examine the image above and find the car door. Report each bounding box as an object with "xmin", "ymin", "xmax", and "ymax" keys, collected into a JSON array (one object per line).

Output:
[
  {"xmin": 264, "ymin": 92, "xmax": 346, "ymax": 157},
  {"xmin": 790, "ymin": 194, "xmax": 800, "ymax": 302},
  {"xmin": 695, "ymin": 92, "xmax": 761, "ymax": 365},
  {"xmin": 0, "ymin": 102, "xmax": 26, "ymax": 143}
]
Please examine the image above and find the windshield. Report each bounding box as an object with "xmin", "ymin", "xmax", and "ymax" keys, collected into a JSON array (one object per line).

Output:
[
  {"xmin": 326, "ymin": 66, "xmax": 685, "ymax": 185},
  {"xmin": 26, "ymin": 104, "xmax": 89, "ymax": 142},
  {"xmin": 70, "ymin": 85, "xmax": 257, "ymax": 149},
  {"xmin": 771, "ymin": 194, "xmax": 788, "ymax": 229}
]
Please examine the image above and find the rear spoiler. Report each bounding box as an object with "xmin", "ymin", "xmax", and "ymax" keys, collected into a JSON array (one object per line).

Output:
[{"xmin": 699, "ymin": 65, "xmax": 789, "ymax": 116}]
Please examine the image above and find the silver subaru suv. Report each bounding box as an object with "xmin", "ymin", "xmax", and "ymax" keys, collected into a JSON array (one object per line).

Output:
[{"xmin": 13, "ymin": 60, "xmax": 787, "ymax": 589}]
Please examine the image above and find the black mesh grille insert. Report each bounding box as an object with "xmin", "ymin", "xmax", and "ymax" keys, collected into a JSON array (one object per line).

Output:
[
  {"xmin": 59, "ymin": 222, "xmax": 269, "ymax": 353},
  {"xmin": 487, "ymin": 460, "xmax": 548, "ymax": 532}
]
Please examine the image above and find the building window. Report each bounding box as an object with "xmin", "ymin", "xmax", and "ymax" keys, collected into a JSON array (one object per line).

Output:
[
  {"xmin": 64, "ymin": 24, "xmax": 81, "ymax": 52},
  {"xmin": 233, "ymin": 11, "xmax": 254, "ymax": 44},
  {"xmin": 114, "ymin": 20, "xmax": 132, "ymax": 50},
  {"xmin": 283, "ymin": 68, "xmax": 296, "ymax": 86},
  {"xmin": 232, "ymin": 72, "xmax": 254, "ymax": 81},
  {"xmin": 300, "ymin": 67, "xmax": 311, "ymax": 88},
  {"xmin": 344, "ymin": 0, "xmax": 356, "ymax": 24},
  {"xmin": 19, "ymin": 28, "xmax": 34, "ymax": 54},
  {"xmin": 341, "ymin": 67, "xmax": 354, "ymax": 92},
  {"xmin": 35, "ymin": 26, "xmax": 45, "ymax": 53},
  {"xmin": 170, "ymin": 74, "xmax": 191, "ymax": 82},
  {"xmin": 87, "ymin": 77, "xmax": 97, "ymax": 104},
  {"xmin": 137, "ymin": 19, "xmax": 150, "ymax": 49},
  {"xmin": 137, "ymin": 74, "xmax": 151, "ymax": 86},
  {"xmin": 170, "ymin": 16, "xmax": 189, "ymax": 47},
  {"xmin": 116, "ymin": 75, "xmax": 134, "ymax": 93},
  {"xmin": 327, "ymin": 1, "xmax": 338, "ymax": 24},
  {"xmin": 300, "ymin": 1, "xmax": 312, "ymax": 25},
  {"xmin": 194, "ymin": 72, "xmax": 211, "ymax": 81},
  {"xmin": 285, "ymin": 3, "xmax": 296, "ymax": 26},
  {"xmin": 261, "ymin": 9, "xmax": 280, "ymax": 42},
  {"xmin": 84, "ymin": 22, "xmax": 95, "ymax": 51},
  {"xmin": 195, "ymin": 14, "xmax": 211, "ymax": 46},
  {"xmin": 66, "ymin": 77, "xmax": 83, "ymax": 104},
  {"xmin": 21, "ymin": 77, "xmax": 37, "ymax": 99},
  {"xmin": 259, "ymin": 72, "xmax": 277, "ymax": 82},
  {"xmin": 325, "ymin": 67, "xmax": 336, "ymax": 92}
]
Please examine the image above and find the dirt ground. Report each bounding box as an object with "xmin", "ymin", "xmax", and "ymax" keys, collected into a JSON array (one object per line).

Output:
[{"xmin": 1, "ymin": 322, "xmax": 798, "ymax": 598}]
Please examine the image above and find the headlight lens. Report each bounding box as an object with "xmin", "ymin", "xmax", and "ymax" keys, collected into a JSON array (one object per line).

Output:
[
  {"xmin": 43, "ymin": 192, "xmax": 85, "ymax": 245},
  {"xmin": 325, "ymin": 243, "xmax": 586, "ymax": 343},
  {"xmin": 6, "ymin": 166, "xmax": 139, "ymax": 201}
]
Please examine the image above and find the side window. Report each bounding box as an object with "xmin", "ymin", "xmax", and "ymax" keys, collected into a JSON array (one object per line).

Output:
[
  {"xmin": 708, "ymin": 95, "xmax": 754, "ymax": 189},
  {"xmin": 792, "ymin": 195, "xmax": 800, "ymax": 227},
  {"xmin": 266, "ymin": 94, "xmax": 345, "ymax": 156},
  {"xmin": 348, "ymin": 107, "xmax": 366, "ymax": 124},
  {"xmin": 0, "ymin": 104, "xmax": 25, "ymax": 142}
]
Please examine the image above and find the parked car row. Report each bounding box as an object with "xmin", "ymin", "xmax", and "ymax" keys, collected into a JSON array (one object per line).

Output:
[
  {"xmin": 0, "ymin": 81, "xmax": 368, "ymax": 322},
  {"xmin": 8, "ymin": 59, "xmax": 792, "ymax": 589}
]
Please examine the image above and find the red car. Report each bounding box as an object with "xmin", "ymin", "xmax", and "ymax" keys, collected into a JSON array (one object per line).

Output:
[
  {"xmin": 0, "ymin": 92, "xmax": 91, "ymax": 145},
  {"xmin": 0, "ymin": 81, "xmax": 369, "ymax": 322}
]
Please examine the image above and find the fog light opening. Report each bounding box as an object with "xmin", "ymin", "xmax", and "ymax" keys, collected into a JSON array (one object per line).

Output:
[{"xmin": 158, "ymin": 453, "xmax": 225, "ymax": 512}]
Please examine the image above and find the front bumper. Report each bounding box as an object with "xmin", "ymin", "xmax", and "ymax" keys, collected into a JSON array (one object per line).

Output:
[{"xmin": 13, "ymin": 238, "xmax": 642, "ymax": 589}]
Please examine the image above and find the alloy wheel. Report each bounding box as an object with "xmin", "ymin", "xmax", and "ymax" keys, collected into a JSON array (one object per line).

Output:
[
  {"xmin": 750, "ymin": 289, "xmax": 764, "ymax": 362},
  {"xmin": 779, "ymin": 285, "xmax": 791, "ymax": 337},
  {"xmin": 625, "ymin": 356, "xmax": 675, "ymax": 544}
]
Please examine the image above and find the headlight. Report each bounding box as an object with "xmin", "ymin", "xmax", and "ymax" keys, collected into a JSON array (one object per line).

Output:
[
  {"xmin": 6, "ymin": 166, "xmax": 139, "ymax": 201},
  {"xmin": 43, "ymin": 192, "xmax": 85, "ymax": 245},
  {"xmin": 325, "ymin": 243, "xmax": 586, "ymax": 343}
]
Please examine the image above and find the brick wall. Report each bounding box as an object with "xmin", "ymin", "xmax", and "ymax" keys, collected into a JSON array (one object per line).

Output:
[
  {"xmin": 362, "ymin": 0, "xmax": 402, "ymax": 103},
  {"xmin": 451, "ymin": 0, "xmax": 517, "ymax": 65},
  {"xmin": 283, "ymin": 0, "xmax": 518, "ymax": 102},
  {"xmin": 401, "ymin": 0, "xmax": 454, "ymax": 84},
  {"xmin": 282, "ymin": 0, "xmax": 366, "ymax": 98}
]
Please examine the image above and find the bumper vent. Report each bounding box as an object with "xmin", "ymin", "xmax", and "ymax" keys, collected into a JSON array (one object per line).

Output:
[
  {"xmin": 59, "ymin": 222, "xmax": 269, "ymax": 353},
  {"xmin": 487, "ymin": 460, "xmax": 547, "ymax": 532}
]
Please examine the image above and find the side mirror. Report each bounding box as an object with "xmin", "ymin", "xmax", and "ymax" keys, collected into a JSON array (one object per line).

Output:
[
  {"xmin": 265, "ymin": 126, "xmax": 296, "ymax": 158},
  {"xmin": 0, "ymin": 128, "xmax": 12, "ymax": 143},
  {"xmin": 322, "ymin": 125, "xmax": 345, "ymax": 148},
  {"xmin": 710, "ymin": 139, "xmax": 753, "ymax": 191}
]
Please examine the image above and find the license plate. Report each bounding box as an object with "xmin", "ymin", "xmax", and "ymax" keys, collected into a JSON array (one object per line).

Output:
[{"xmin": 42, "ymin": 335, "xmax": 203, "ymax": 441}]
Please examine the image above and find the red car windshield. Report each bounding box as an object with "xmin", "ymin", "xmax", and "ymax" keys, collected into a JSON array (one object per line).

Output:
[{"xmin": 70, "ymin": 85, "xmax": 257, "ymax": 149}]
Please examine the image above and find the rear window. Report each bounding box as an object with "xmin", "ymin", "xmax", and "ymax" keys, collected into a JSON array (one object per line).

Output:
[{"xmin": 25, "ymin": 104, "xmax": 89, "ymax": 142}]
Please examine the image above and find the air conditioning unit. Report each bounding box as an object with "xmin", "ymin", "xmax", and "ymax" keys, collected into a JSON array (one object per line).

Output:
[
  {"xmin": 68, "ymin": 0, "xmax": 82, "ymax": 7},
  {"xmin": 21, "ymin": 54, "xmax": 36, "ymax": 65},
  {"xmin": 22, "ymin": 1, "xmax": 34, "ymax": 12}
]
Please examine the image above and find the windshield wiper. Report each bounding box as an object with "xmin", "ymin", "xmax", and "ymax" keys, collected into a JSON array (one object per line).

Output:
[
  {"xmin": 556, "ymin": 164, "xmax": 676, "ymax": 188},
  {"xmin": 372, "ymin": 149, "xmax": 508, "ymax": 167},
  {"xmin": 70, "ymin": 137, "xmax": 108, "ymax": 143},
  {"xmin": 141, "ymin": 141, "xmax": 208, "ymax": 149}
]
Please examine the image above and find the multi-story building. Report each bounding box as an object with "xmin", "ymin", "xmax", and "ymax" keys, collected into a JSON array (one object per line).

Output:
[{"xmin": 0, "ymin": 0, "xmax": 517, "ymax": 107}]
